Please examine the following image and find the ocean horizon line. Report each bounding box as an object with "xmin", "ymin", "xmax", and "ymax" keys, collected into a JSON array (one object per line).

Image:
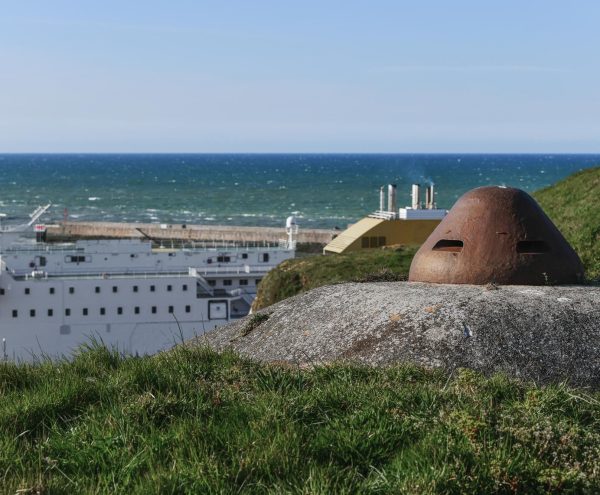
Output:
[{"xmin": 2, "ymin": 151, "xmax": 600, "ymax": 156}]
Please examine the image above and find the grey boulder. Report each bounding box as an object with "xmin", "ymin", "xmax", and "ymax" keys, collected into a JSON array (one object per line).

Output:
[{"xmin": 196, "ymin": 282, "xmax": 600, "ymax": 388}]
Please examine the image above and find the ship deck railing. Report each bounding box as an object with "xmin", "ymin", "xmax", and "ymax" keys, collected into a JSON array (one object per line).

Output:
[
  {"xmin": 1, "ymin": 240, "xmax": 293, "ymax": 255},
  {"xmin": 368, "ymin": 210, "xmax": 398, "ymax": 220},
  {"xmin": 10, "ymin": 264, "xmax": 273, "ymax": 281}
]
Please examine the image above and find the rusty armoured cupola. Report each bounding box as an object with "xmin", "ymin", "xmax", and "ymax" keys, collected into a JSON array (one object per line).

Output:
[{"xmin": 408, "ymin": 186, "xmax": 585, "ymax": 285}]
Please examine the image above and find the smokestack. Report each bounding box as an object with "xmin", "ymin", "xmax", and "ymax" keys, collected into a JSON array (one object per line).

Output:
[
  {"xmin": 425, "ymin": 186, "xmax": 432, "ymax": 209},
  {"xmin": 388, "ymin": 184, "xmax": 397, "ymax": 213},
  {"xmin": 429, "ymin": 184, "xmax": 435, "ymax": 209},
  {"xmin": 412, "ymin": 184, "xmax": 420, "ymax": 209},
  {"xmin": 379, "ymin": 186, "xmax": 385, "ymax": 211}
]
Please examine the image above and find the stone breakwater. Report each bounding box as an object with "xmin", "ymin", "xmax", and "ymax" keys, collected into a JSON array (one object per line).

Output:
[
  {"xmin": 46, "ymin": 221, "xmax": 336, "ymax": 245},
  {"xmin": 197, "ymin": 282, "xmax": 600, "ymax": 388}
]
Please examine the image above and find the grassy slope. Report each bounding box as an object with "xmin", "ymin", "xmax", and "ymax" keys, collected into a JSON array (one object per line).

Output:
[
  {"xmin": 1, "ymin": 345, "xmax": 600, "ymax": 493},
  {"xmin": 533, "ymin": 166, "xmax": 600, "ymax": 280},
  {"xmin": 252, "ymin": 247, "xmax": 417, "ymax": 310},
  {"xmin": 254, "ymin": 167, "xmax": 600, "ymax": 310}
]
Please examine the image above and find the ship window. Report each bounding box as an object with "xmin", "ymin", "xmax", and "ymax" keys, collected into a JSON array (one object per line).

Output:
[
  {"xmin": 150, "ymin": 285, "xmax": 156, "ymax": 292},
  {"xmin": 207, "ymin": 280, "xmax": 216, "ymax": 287},
  {"xmin": 167, "ymin": 285, "xmax": 172, "ymax": 292},
  {"xmin": 39, "ymin": 256, "xmax": 47, "ymax": 267},
  {"xmin": 361, "ymin": 237, "xmax": 369, "ymax": 248},
  {"xmin": 168, "ymin": 252, "xmax": 176, "ymax": 257},
  {"xmin": 152, "ymin": 306, "xmax": 157, "ymax": 314},
  {"xmin": 217, "ymin": 256, "xmax": 231, "ymax": 263},
  {"xmin": 240, "ymin": 279, "xmax": 248, "ymax": 286},
  {"xmin": 65, "ymin": 308, "xmax": 71, "ymax": 316},
  {"xmin": 182, "ymin": 284, "xmax": 188, "ymax": 291},
  {"xmin": 95, "ymin": 286, "xmax": 101, "ymax": 294},
  {"xmin": 117, "ymin": 307, "xmax": 123, "ymax": 315},
  {"xmin": 185, "ymin": 305, "xmax": 191, "ymax": 313},
  {"xmin": 207, "ymin": 258, "xmax": 212, "ymax": 264},
  {"xmin": 260, "ymin": 253, "xmax": 270, "ymax": 263},
  {"xmin": 66, "ymin": 255, "xmax": 87, "ymax": 263},
  {"xmin": 133, "ymin": 285, "xmax": 138, "ymax": 292},
  {"xmin": 12, "ymin": 310, "xmax": 17, "ymax": 318},
  {"xmin": 30, "ymin": 309, "xmax": 35, "ymax": 317},
  {"xmin": 242, "ymin": 253, "xmax": 248, "ymax": 259},
  {"xmin": 82, "ymin": 308, "xmax": 88, "ymax": 316},
  {"xmin": 49, "ymin": 287, "xmax": 55, "ymax": 294},
  {"xmin": 25, "ymin": 288, "xmax": 30, "ymax": 295},
  {"xmin": 134, "ymin": 306, "xmax": 140, "ymax": 314},
  {"xmin": 0, "ymin": 288, "xmax": 5, "ymax": 295},
  {"xmin": 224, "ymin": 280, "xmax": 232, "ymax": 286},
  {"xmin": 256, "ymin": 278, "xmax": 262, "ymax": 285},
  {"xmin": 100, "ymin": 307, "xmax": 106, "ymax": 315},
  {"xmin": 112, "ymin": 286, "xmax": 118, "ymax": 293},
  {"xmin": 48, "ymin": 309, "xmax": 53, "ymax": 317},
  {"xmin": 69, "ymin": 287, "xmax": 75, "ymax": 294},
  {"xmin": 168, "ymin": 305, "xmax": 174, "ymax": 313}
]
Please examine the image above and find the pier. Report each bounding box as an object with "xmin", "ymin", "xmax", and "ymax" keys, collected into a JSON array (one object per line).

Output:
[{"xmin": 46, "ymin": 221, "xmax": 336, "ymax": 246}]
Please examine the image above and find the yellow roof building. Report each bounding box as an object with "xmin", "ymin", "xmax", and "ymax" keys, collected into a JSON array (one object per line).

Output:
[{"xmin": 323, "ymin": 184, "xmax": 447, "ymax": 254}]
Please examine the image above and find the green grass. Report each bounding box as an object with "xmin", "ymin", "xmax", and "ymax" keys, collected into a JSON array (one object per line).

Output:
[
  {"xmin": 534, "ymin": 166, "xmax": 600, "ymax": 280},
  {"xmin": 1, "ymin": 344, "xmax": 599, "ymax": 493},
  {"xmin": 241, "ymin": 312, "xmax": 271, "ymax": 336},
  {"xmin": 252, "ymin": 247, "xmax": 417, "ymax": 310}
]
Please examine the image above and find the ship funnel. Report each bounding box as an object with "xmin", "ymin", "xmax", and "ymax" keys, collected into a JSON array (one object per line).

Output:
[
  {"xmin": 387, "ymin": 184, "xmax": 397, "ymax": 213},
  {"xmin": 411, "ymin": 184, "xmax": 421, "ymax": 209},
  {"xmin": 379, "ymin": 186, "xmax": 385, "ymax": 211},
  {"xmin": 425, "ymin": 184, "xmax": 435, "ymax": 209}
]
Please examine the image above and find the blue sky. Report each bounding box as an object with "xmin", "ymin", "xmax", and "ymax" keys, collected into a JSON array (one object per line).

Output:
[{"xmin": 1, "ymin": 1, "xmax": 599, "ymax": 152}]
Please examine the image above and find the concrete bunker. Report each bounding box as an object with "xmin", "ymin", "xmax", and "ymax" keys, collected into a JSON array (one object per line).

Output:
[{"xmin": 408, "ymin": 186, "xmax": 585, "ymax": 285}]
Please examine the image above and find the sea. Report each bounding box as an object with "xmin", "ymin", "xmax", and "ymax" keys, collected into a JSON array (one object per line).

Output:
[{"xmin": 0, "ymin": 154, "xmax": 598, "ymax": 229}]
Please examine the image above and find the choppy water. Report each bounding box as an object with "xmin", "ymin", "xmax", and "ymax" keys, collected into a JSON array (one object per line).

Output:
[{"xmin": 0, "ymin": 154, "xmax": 597, "ymax": 229}]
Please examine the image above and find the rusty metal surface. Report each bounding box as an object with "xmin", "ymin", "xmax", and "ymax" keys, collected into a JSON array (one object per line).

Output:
[{"xmin": 408, "ymin": 186, "xmax": 585, "ymax": 285}]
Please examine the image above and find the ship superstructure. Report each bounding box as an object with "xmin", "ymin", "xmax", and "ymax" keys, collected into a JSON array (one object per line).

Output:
[{"xmin": 0, "ymin": 212, "xmax": 296, "ymax": 361}]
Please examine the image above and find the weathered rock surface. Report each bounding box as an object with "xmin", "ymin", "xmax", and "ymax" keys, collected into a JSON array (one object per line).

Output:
[{"xmin": 195, "ymin": 282, "xmax": 600, "ymax": 388}]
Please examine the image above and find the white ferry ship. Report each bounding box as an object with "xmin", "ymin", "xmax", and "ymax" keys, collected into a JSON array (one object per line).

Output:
[{"xmin": 0, "ymin": 206, "xmax": 297, "ymax": 361}]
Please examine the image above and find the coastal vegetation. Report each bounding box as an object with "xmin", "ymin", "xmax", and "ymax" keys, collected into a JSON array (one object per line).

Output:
[
  {"xmin": 2, "ymin": 344, "xmax": 600, "ymax": 493},
  {"xmin": 253, "ymin": 167, "xmax": 600, "ymax": 311},
  {"xmin": 252, "ymin": 247, "xmax": 416, "ymax": 310},
  {"xmin": 533, "ymin": 166, "xmax": 600, "ymax": 280}
]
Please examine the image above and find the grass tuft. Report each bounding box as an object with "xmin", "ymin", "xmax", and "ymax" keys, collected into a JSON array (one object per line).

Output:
[
  {"xmin": 241, "ymin": 312, "xmax": 271, "ymax": 337},
  {"xmin": 1, "ymin": 345, "xmax": 599, "ymax": 493}
]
